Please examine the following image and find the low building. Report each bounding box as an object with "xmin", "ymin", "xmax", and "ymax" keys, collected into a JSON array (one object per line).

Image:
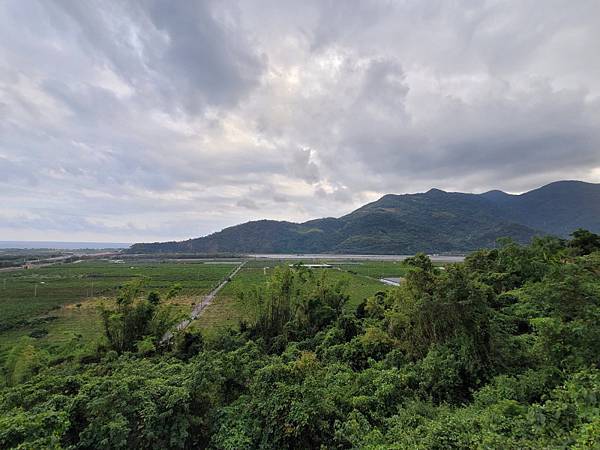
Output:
[
  {"xmin": 289, "ymin": 263, "xmax": 333, "ymax": 269},
  {"xmin": 380, "ymin": 277, "xmax": 403, "ymax": 286}
]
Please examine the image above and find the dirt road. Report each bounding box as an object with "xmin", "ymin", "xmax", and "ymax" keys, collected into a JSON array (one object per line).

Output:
[{"xmin": 161, "ymin": 261, "xmax": 246, "ymax": 343}]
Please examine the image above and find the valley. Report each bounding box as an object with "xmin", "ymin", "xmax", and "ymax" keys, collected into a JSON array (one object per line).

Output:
[
  {"xmin": 0, "ymin": 255, "xmax": 411, "ymax": 368},
  {"xmin": 3, "ymin": 1, "xmax": 599, "ymax": 446}
]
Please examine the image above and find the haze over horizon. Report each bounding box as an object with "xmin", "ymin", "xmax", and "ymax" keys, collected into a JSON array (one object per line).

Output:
[{"xmin": 2, "ymin": 1, "xmax": 600, "ymax": 243}]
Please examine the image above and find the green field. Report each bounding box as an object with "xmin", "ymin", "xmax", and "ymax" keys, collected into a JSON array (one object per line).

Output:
[
  {"xmin": 242, "ymin": 258, "xmax": 446, "ymax": 279},
  {"xmin": 0, "ymin": 259, "xmax": 400, "ymax": 363},
  {"xmin": 194, "ymin": 264, "xmax": 390, "ymax": 332},
  {"xmin": 333, "ymin": 260, "xmax": 410, "ymax": 278},
  {"xmin": 0, "ymin": 261, "xmax": 237, "ymax": 362},
  {"xmin": 192, "ymin": 266, "xmax": 266, "ymax": 331}
]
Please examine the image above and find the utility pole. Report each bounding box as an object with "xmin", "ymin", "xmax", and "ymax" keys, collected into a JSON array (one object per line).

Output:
[
  {"xmin": 34, "ymin": 284, "xmax": 37, "ymax": 297},
  {"xmin": 91, "ymin": 281, "xmax": 94, "ymax": 297}
]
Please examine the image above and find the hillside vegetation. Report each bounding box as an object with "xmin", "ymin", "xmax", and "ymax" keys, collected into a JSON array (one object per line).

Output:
[
  {"xmin": 1, "ymin": 229, "xmax": 599, "ymax": 448},
  {"xmin": 129, "ymin": 180, "xmax": 600, "ymax": 255}
]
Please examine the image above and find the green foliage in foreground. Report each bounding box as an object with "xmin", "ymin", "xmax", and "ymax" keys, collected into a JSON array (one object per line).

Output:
[
  {"xmin": 1, "ymin": 232, "xmax": 599, "ymax": 449},
  {"xmin": 100, "ymin": 280, "xmax": 178, "ymax": 354}
]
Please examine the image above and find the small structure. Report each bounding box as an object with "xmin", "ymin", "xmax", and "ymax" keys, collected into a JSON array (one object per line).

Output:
[
  {"xmin": 380, "ymin": 277, "xmax": 403, "ymax": 286},
  {"xmin": 289, "ymin": 263, "xmax": 332, "ymax": 269}
]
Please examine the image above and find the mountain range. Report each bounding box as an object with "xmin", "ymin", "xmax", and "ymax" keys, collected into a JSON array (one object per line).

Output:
[{"xmin": 128, "ymin": 180, "xmax": 600, "ymax": 254}]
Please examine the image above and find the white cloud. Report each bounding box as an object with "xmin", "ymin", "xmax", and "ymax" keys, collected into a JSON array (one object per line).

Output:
[{"xmin": 0, "ymin": 0, "xmax": 599, "ymax": 242}]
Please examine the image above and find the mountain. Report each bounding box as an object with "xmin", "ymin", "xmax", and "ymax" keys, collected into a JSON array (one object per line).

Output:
[
  {"xmin": 482, "ymin": 180, "xmax": 600, "ymax": 237},
  {"xmin": 128, "ymin": 180, "xmax": 600, "ymax": 254}
]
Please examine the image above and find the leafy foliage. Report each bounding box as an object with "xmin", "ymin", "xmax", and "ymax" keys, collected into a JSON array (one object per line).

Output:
[
  {"xmin": 1, "ymin": 230, "xmax": 599, "ymax": 448},
  {"xmin": 100, "ymin": 280, "xmax": 178, "ymax": 353}
]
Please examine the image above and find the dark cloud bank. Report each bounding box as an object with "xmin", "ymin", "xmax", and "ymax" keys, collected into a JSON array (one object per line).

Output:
[{"xmin": 1, "ymin": 0, "xmax": 599, "ymax": 241}]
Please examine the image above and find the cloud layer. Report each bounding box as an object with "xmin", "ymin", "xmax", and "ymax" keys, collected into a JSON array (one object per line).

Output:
[{"xmin": 1, "ymin": 0, "xmax": 599, "ymax": 242}]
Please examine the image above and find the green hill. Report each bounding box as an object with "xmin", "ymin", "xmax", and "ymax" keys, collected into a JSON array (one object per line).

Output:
[{"xmin": 129, "ymin": 180, "xmax": 600, "ymax": 254}]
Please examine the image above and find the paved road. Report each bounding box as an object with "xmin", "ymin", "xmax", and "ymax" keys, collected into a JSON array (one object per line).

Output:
[{"xmin": 161, "ymin": 261, "xmax": 246, "ymax": 343}]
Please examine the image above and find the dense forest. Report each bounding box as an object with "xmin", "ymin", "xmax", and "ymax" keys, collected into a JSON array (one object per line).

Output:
[
  {"xmin": 129, "ymin": 180, "xmax": 600, "ymax": 255},
  {"xmin": 1, "ymin": 229, "xmax": 600, "ymax": 449}
]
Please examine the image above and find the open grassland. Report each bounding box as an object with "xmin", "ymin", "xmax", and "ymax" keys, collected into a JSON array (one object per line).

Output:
[
  {"xmin": 0, "ymin": 261, "xmax": 235, "ymax": 330},
  {"xmin": 333, "ymin": 260, "xmax": 450, "ymax": 278},
  {"xmin": 242, "ymin": 259, "xmax": 451, "ymax": 281},
  {"xmin": 194, "ymin": 264, "xmax": 390, "ymax": 333},
  {"xmin": 192, "ymin": 266, "xmax": 267, "ymax": 332},
  {"xmin": 333, "ymin": 260, "xmax": 410, "ymax": 278},
  {"xmin": 0, "ymin": 298, "xmax": 105, "ymax": 364},
  {"xmin": 0, "ymin": 258, "xmax": 399, "ymax": 356},
  {"xmin": 0, "ymin": 261, "xmax": 236, "ymax": 361}
]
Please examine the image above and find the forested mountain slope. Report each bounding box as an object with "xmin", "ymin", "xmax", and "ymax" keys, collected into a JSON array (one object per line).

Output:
[
  {"xmin": 482, "ymin": 180, "xmax": 600, "ymax": 236},
  {"xmin": 129, "ymin": 180, "xmax": 600, "ymax": 254}
]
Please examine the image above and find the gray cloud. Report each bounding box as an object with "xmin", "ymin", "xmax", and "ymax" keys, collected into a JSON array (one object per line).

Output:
[
  {"xmin": 143, "ymin": 1, "xmax": 264, "ymax": 111},
  {"xmin": 289, "ymin": 147, "xmax": 320, "ymax": 184},
  {"xmin": 1, "ymin": 0, "xmax": 599, "ymax": 242},
  {"xmin": 236, "ymin": 198, "xmax": 259, "ymax": 210}
]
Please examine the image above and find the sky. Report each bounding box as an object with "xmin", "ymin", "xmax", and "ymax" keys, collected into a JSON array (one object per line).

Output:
[{"xmin": 1, "ymin": 0, "xmax": 599, "ymax": 243}]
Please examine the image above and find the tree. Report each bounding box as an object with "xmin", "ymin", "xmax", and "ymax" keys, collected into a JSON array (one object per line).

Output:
[
  {"xmin": 569, "ymin": 229, "xmax": 600, "ymax": 256},
  {"xmin": 101, "ymin": 281, "xmax": 176, "ymax": 353}
]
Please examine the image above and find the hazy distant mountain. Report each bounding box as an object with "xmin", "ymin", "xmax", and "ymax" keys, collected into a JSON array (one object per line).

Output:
[
  {"xmin": 128, "ymin": 180, "xmax": 600, "ymax": 254},
  {"xmin": 481, "ymin": 180, "xmax": 600, "ymax": 237}
]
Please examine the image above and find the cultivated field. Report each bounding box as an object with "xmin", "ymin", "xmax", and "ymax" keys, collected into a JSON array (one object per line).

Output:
[
  {"xmin": 193, "ymin": 261, "xmax": 399, "ymax": 332},
  {"xmin": 0, "ymin": 258, "xmax": 418, "ymax": 365},
  {"xmin": 0, "ymin": 261, "xmax": 236, "ymax": 363}
]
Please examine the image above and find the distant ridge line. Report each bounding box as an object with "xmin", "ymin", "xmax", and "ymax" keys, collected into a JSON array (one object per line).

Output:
[{"xmin": 127, "ymin": 180, "xmax": 600, "ymax": 255}]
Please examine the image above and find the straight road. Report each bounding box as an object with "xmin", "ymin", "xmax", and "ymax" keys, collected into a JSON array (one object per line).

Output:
[{"xmin": 161, "ymin": 261, "xmax": 246, "ymax": 343}]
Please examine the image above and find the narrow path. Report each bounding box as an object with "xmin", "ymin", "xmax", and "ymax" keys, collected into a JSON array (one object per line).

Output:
[{"xmin": 161, "ymin": 261, "xmax": 246, "ymax": 343}]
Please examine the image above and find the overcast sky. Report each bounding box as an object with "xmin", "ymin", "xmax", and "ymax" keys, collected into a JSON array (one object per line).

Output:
[{"xmin": 1, "ymin": 0, "xmax": 599, "ymax": 243}]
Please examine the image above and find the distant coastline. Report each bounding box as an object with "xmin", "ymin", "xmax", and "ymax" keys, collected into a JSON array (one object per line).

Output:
[{"xmin": 0, "ymin": 241, "xmax": 130, "ymax": 250}]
